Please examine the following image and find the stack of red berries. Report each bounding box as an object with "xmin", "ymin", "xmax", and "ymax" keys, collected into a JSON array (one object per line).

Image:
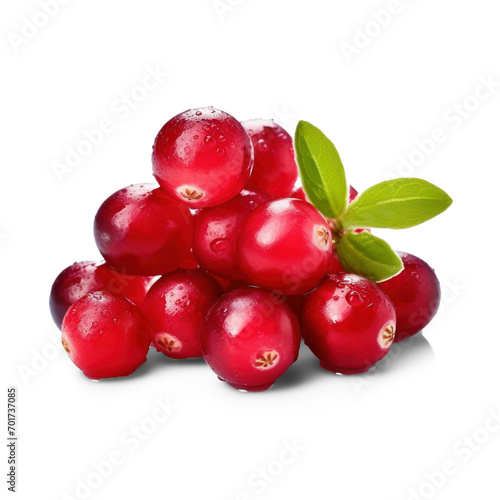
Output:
[{"xmin": 50, "ymin": 107, "xmax": 442, "ymax": 391}]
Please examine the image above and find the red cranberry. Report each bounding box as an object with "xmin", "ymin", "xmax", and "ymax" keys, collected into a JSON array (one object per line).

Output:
[
  {"xmin": 302, "ymin": 273, "xmax": 396, "ymax": 374},
  {"xmin": 61, "ymin": 291, "xmax": 150, "ymax": 379},
  {"xmin": 237, "ymin": 198, "xmax": 332, "ymax": 295},
  {"xmin": 193, "ymin": 189, "xmax": 272, "ymax": 280},
  {"xmin": 226, "ymin": 281, "xmax": 304, "ymax": 319},
  {"xmin": 179, "ymin": 248, "xmax": 200, "ymax": 270},
  {"xmin": 49, "ymin": 261, "xmax": 152, "ymax": 329},
  {"xmin": 327, "ymin": 251, "xmax": 346, "ymax": 274},
  {"xmin": 201, "ymin": 288, "xmax": 301, "ymax": 391},
  {"xmin": 142, "ymin": 270, "xmax": 223, "ymax": 359},
  {"xmin": 242, "ymin": 119, "xmax": 297, "ymax": 197},
  {"xmin": 94, "ymin": 184, "xmax": 193, "ymax": 276},
  {"xmin": 377, "ymin": 252, "xmax": 441, "ymax": 342},
  {"xmin": 152, "ymin": 107, "xmax": 254, "ymax": 208}
]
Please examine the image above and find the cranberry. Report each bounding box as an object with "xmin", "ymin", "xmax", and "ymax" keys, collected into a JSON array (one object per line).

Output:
[
  {"xmin": 302, "ymin": 273, "xmax": 396, "ymax": 374},
  {"xmin": 193, "ymin": 189, "xmax": 272, "ymax": 280},
  {"xmin": 179, "ymin": 248, "xmax": 200, "ymax": 270},
  {"xmin": 49, "ymin": 261, "xmax": 152, "ymax": 329},
  {"xmin": 142, "ymin": 270, "xmax": 223, "ymax": 359},
  {"xmin": 61, "ymin": 291, "xmax": 150, "ymax": 379},
  {"xmin": 152, "ymin": 107, "xmax": 254, "ymax": 208},
  {"xmin": 327, "ymin": 251, "xmax": 345, "ymax": 274},
  {"xmin": 201, "ymin": 288, "xmax": 301, "ymax": 391},
  {"xmin": 237, "ymin": 198, "xmax": 332, "ymax": 295},
  {"xmin": 291, "ymin": 185, "xmax": 358, "ymax": 204},
  {"xmin": 377, "ymin": 252, "xmax": 441, "ymax": 342},
  {"xmin": 242, "ymin": 119, "xmax": 298, "ymax": 197},
  {"xmin": 226, "ymin": 281, "xmax": 304, "ymax": 319},
  {"xmin": 94, "ymin": 184, "xmax": 193, "ymax": 276}
]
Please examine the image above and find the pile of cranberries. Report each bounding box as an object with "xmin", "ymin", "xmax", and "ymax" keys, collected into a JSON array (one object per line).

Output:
[{"xmin": 50, "ymin": 107, "xmax": 441, "ymax": 391}]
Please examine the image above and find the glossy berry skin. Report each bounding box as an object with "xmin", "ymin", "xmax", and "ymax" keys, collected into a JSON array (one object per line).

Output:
[
  {"xmin": 152, "ymin": 107, "xmax": 254, "ymax": 208},
  {"xmin": 327, "ymin": 251, "xmax": 345, "ymax": 275},
  {"xmin": 193, "ymin": 189, "xmax": 272, "ymax": 280},
  {"xmin": 237, "ymin": 198, "xmax": 333, "ymax": 295},
  {"xmin": 142, "ymin": 270, "xmax": 223, "ymax": 359},
  {"xmin": 201, "ymin": 288, "xmax": 301, "ymax": 391},
  {"xmin": 94, "ymin": 184, "xmax": 193, "ymax": 276},
  {"xmin": 377, "ymin": 252, "xmax": 441, "ymax": 342},
  {"xmin": 61, "ymin": 291, "xmax": 150, "ymax": 379},
  {"xmin": 292, "ymin": 185, "xmax": 358, "ymax": 204},
  {"xmin": 49, "ymin": 261, "xmax": 152, "ymax": 329},
  {"xmin": 242, "ymin": 119, "xmax": 297, "ymax": 197},
  {"xmin": 302, "ymin": 273, "xmax": 396, "ymax": 375}
]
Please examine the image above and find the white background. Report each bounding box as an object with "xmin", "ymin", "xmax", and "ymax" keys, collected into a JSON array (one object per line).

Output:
[{"xmin": 1, "ymin": 1, "xmax": 499, "ymax": 499}]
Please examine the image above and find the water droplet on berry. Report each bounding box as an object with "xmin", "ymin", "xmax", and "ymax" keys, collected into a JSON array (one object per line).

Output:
[
  {"xmin": 92, "ymin": 321, "xmax": 98, "ymax": 327},
  {"xmin": 195, "ymin": 111, "xmax": 202, "ymax": 116},
  {"xmin": 93, "ymin": 292, "xmax": 103, "ymax": 300},
  {"xmin": 210, "ymin": 238, "xmax": 230, "ymax": 252},
  {"xmin": 179, "ymin": 286, "xmax": 184, "ymax": 290},
  {"xmin": 101, "ymin": 309, "xmax": 110, "ymax": 317},
  {"xmin": 193, "ymin": 135, "xmax": 199, "ymax": 140},
  {"xmin": 175, "ymin": 299, "xmax": 182, "ymax": 305},
  {"xmin": 216, "ymin": 147, "xmax": 225, "ymax": 155},
  {"xmin": 202, "ymin": 124, "xmax": 211, "ymax": 132},
  {"xmin": 184, "ymin": 146, "xmax": 191, "ymax": 154},
  {"xmin": 333, "ymin": 296, "xmax": 339, "ymax": 301},
  {"xmin": 346, "ymin": 291, "xmax": 364, "ymax": 306}
]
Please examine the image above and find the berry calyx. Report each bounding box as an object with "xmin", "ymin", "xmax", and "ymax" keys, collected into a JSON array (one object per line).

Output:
[
  {"xmin": 61, "ymin": 291, "xmax": 151, "ymax": 379},
  {"xmin": 301, "ymin": 273, "xmax": 396, "ymax": 374},
  {"xmin": 193, "ymin": 188, "xmax": 272, "ymax": 280},
  {"xmin": 94, "ymin": 184, "xmax": 193, "ymax": 276},
  {"xmin": 142, "ymin": 269, "xmax": 223, "ymax": 359},
  {"xmin": 152, "ymin": 107, "xmax": 254, "ymax": 208},
  {"xmin": 242, "ymin": 119, "xmax": 298, "ymax": 197},
  {"xmin": 237, "ymin": 198, "xmax": 333, "ymax": 295},
  {"xmin": 201, "ymin": 287, "xmax": 301, "ymax": 391},
  {"xmin": 49, "ymin": 261, "xmax": 152, "ymax": 329},
  {"xmin": 377, "ymin": 252, "xmax": 441, "ymax": 342}
]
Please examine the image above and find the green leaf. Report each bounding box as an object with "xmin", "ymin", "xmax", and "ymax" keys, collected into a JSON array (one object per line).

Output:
[
  {"xmin": 336, "ymin": 231, "xmax": 403, "ymax": 282},
  {"xmin": 342, "ymin": 178, "xmax": 453, "ymax": 229},
  {"xmin": 294, "ymin": 121, "xmax": 348, "ymax": 219}
]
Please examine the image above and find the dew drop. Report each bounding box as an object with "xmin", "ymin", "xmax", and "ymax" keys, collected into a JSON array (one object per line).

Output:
[
  {"xmin": 92, "ymin": 321, "xmax": 98, "ymax": 327},
  {"xmin": 202, "ymin": 124, "xmax": 211, "ymax": 132},
  {"xmin": 346, "ymin": 291, "xmax": 364, "ymax": 307},
  {"xmin": 210, "ymin": 238, "xmax": 230, "ymax": 252},
  {"xmin": 101, "ymin": 309, "xmax": 110, "ymax": 317},
  {"xmin": 179, "ymin": 286, "xmax": 184, "ymax": 290},
  {"xmin": 175, "ymin": 299, "xmax": 182, "ymax": 305},
  {"xmin": 333, "ymin": 296, "xmax": 339, "ymax": 301},
  {"xmin": 193, "ymin": 135, "xmax": 199, "ymax": 140},
  {"xmin": 184, "ymin": 146, "xmax": 191, "ymax": 154},
  {"xmin": 195, "ymin": 110, "xmax": 202, "ymax": 116}
]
